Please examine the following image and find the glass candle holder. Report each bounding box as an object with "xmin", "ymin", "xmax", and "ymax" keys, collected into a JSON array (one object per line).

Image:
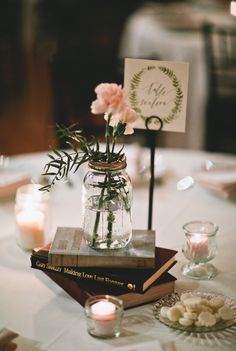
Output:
[
  {"xmin": 15, "ymin": 184, "xmax": 50, "ymax": 250},
  {"xmin": 85, "ymin": 295, "xmax": 123, "ymax": 339},
  {"xmin": 181, "ymin": 220, "xmax": 218, "ymax": 280}
]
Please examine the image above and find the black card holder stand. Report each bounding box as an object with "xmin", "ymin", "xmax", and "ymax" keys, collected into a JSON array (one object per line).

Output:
[{"xmin": 145, "ymin": 116, "xmax": 163, "ymax": 231}]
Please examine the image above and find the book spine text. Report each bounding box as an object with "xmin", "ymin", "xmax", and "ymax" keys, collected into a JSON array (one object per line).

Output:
[{"xmin": 31, "ymin": 255, "xmax": 143, "ymax": 293}]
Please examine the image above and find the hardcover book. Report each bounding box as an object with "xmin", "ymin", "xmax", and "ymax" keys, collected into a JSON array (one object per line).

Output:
[
  {"xmin": 31, "ymin": 245, "xmax": 177, "ymax": 293},
  {"xmin": 48, "ymin": 227, "xmax": 156, "ymax": 268},
  {"xmin": 41, "ymin": 269, "xmax": 176, "ymax": 309}
]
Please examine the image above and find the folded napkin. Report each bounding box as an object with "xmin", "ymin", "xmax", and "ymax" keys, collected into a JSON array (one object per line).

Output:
[
  {"xmin": 195, "ymin": 166, "xmax": 236, "ymax": 198},
  {"xmin": 0, "ymin": 170, "xmax": 31, "ymax": 199}
]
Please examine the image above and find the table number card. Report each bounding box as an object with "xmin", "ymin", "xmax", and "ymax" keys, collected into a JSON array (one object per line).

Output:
[{"xmin": 124, "ymin": 58, "xmax": 189, "ymax": 132}]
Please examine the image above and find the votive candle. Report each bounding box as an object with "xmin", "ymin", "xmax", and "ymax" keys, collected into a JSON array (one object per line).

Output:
[
  {"xmin": 16, "ymin": 209, "xmax": 45, "ymax": 250},
  {"xmin": 182, "ymin": 220, "xmax": 218, "ymax": 279},
  {"xmin": 189, "ymin": 233, "xmax": 209, "ymax": 260},
  {"xmin": 91, "ymin": 300, "xmax": 116, "ymax": 335},
  {"xmin": 85, "ymin": 295, "xmax": 123, "ymax": 338},
  {"xmin": 15, "ymin": 184, "xmax": 50, "ymax": 250},
  {"xmin": 231, "ymin": 2, "xmax": 236, "ymax": 16}
]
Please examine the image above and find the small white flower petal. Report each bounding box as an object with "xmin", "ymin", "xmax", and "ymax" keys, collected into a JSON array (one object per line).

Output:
[
  {"xmin": 177, "ymin": 176, "xmax": 194, "ymax": 191},
  {"xmin": 124, "ymin": 124, "xmax": 134, "ymax": 135}
]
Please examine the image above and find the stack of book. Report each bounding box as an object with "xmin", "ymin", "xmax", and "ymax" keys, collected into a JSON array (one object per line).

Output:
[{"xmin": 30, "ymin": 227, "xmax": 177, "ymax": 309}]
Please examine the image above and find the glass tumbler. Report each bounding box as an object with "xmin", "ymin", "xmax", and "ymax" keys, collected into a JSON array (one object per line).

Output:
[
  {"xmin": 15, "ymin": 183, "xmax": 50, "ymax": 250},
  {"xmin": 85, "ymin": 295, "xmax": 123, "ymax": 338},
  {"xmin": 181, "ymin": 220, "xmax": 218, "ymax": 279}
]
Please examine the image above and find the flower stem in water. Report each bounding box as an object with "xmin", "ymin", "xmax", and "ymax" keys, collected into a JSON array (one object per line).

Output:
[
  {"xmin": 107, "ymin": 211, "xmax": 115, "ymax": 248},
  {"xmin": 92, "ymin": 174, "xmax": 107, "ymax": 246}
]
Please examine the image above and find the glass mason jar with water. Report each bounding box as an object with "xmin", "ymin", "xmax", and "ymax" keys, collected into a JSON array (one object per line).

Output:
[{"xmin": 82, "ymin": 157, "xmax": 132, "ymax": 249}]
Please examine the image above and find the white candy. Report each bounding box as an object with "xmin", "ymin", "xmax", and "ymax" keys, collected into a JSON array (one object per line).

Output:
[
  {"xmin": 200, "ymin": 298, "xmax": 209, "ymax": 306},
  {"xmin": 175, "ymin": 301, "xmax": 185, "ymax": 308},
  {"xmin": 183, "ymin": 311, "xmax": 198, "ymax": 320},
  {"xmin": 196, "ymin": 304, "xmax": 213, "ymax": 313},
  {"xmin": 161, "ymin": 292, "xmax": 234, "ymax": 329},
  {"xmin": 179, "ymin": 317, "xmax": 193, "ymax": 326},
  {"xmin": 174, "ymin": 302, "xmax": 186, "ymax": 315},
  {"xmin": 180, "ymin": 292, "xmax": 196, "ymax": 302},
  {"xmin": 184, "ymin": 297, "xmax": 202, "ymax": 310},
  {"xmin": 198, "ymin": 312, "xmax": 216, "ymax": 327},
  {"xmin": 167, "ymin": 306, "xmax": 182, "ymax": 322},
  {"xmin": 209, "ymin": 297, "xmax": 225, "ymax": 310},
  {"xmin": 218, "ymin": 305, "xmax": 234, "ymax": 320},
  {"xmin": 160, "ymin": 306, "xmax": 170, "ymax": 319}
]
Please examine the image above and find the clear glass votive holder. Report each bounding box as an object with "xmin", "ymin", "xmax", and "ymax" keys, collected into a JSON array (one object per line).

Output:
[
  {"xmin": 85, "ymin": 295, "xmax": 123, "ymax": 339},
  {"xmin": 15, "ymin": 184, "xmax": 50, "ymax": 251},
  {"xmin": 181, "ymin": 220, "xmax": 218, "ymax": 280}
]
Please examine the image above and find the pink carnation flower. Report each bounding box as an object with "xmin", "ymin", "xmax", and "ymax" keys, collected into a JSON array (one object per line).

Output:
[
  {"xmin": 91, "ymin": 83, "xmax": 126, "ymax": 115},
  {"xmin": 106, "ymin": 106, "xmax": 139, "ymax": 135},
  {"xmin": 92, "ymin": 82, "xmax": 140, "ymax": 135}
]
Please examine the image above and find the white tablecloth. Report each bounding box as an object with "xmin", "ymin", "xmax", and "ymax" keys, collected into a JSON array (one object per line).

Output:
[
  {"xmin": 119, "ymin": 1, "xmax": 236, "ymax": 150},
  {"xmin": 1, "ymin": 147, "xmax": 236, "ymax": 350}
]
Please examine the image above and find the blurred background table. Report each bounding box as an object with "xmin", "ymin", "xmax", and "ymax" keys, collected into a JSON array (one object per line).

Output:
[
  {"xmin": 1, "ymin": 0, "xmax": 236, "ymax": 156},
  {"xmin": 119, "ymin": 0, "xmax": 236, "ymax": 151},
  {"xmin": 1, "ymin": 146, "xmax": 236, "ymax": 350}
]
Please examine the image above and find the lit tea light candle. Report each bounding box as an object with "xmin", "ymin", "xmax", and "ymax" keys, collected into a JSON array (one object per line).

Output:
[
  {"xmin": 91, "ymin": 300, "xmax": 116, "ymax": 335},
  {"xmin": 16, "ymin": 209, "xmax": 45, "ymax": 250},
  {"xmin": 231, "ymin": 2, "xmax": 236, "ymax": 16},
  {"xmin": 15, "ymin": 184, "xmax": 50, "ymax": 250},
  {"xmin": 190, "ymin": 233, "xmax": 209, "ymax": 260},
  {"xmin": 85, "ymin": 295, "xmax": 123, "ymax": 338},
  {"xmin": 182, "ymin": 220, "xmax": 218, "ymax": 279}
]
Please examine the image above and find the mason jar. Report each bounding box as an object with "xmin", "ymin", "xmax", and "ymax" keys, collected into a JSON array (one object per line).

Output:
[{"xmin": 82, "ymin": 157, "xmax": 132, "ymax": 249}]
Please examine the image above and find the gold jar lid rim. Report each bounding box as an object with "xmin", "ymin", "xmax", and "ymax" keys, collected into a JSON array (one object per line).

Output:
[{"xmin": 88, "ymin": 156, "xmax": 127, "ymax": 171}]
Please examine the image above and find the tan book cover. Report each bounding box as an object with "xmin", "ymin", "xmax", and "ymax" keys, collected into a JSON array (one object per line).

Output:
[{"xmin": 49, "ymin": 227, "xmax": 156, "ymax": 268}]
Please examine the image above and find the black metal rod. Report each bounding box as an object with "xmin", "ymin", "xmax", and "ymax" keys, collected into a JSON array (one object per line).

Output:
[
  {"xmin": 145, "ymin": 116, "xmax": 163, "ymax": 231},
  {"xmin": 148, "ymin": 130, "xmax": 156, "ymax": 230}
]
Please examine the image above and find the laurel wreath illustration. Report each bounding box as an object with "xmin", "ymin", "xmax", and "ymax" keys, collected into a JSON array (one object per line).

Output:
[{"xmin": 129, "ymin": 65, "xmax": 184, "ymax": 125}]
